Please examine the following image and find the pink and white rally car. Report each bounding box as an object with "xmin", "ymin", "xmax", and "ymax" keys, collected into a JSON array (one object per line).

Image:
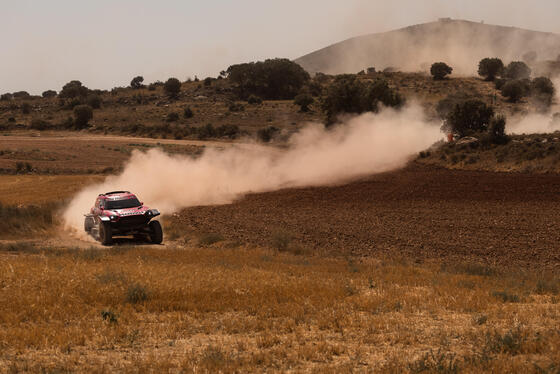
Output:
[{"xmin": 84, "ymin": 191, "xmax": 162, "ymax": 245}]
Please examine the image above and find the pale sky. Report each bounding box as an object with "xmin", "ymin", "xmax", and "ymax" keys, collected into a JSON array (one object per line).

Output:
[{"xmin": 2, "ymin": 0, "xmax": 559, "ymax": 94}]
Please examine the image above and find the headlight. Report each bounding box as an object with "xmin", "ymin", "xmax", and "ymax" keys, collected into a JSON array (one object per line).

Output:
[
  {"xmin": 110, "ymin": 215, "xmax": 117, "ymax": 220},
  {"xmin": 146, "ymin": 210, "xmax": 152, "ymax": 215}
]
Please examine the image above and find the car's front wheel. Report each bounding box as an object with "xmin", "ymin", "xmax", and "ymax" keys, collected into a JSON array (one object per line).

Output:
[
  {"xmin": 99, "ymin": 221, "xmax": 113, "ymax": 246},
  {"xmin": 148, "ymin": 220, "xmax": 163, "ymax": 244}
]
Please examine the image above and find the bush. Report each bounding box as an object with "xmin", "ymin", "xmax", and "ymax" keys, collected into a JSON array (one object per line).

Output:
[
  {"xmin": 204, "ymin": 77, "xmax": 213, "ymax": 87},
  {"xmin": 163, "ymin": 77, "xmax": 181, "ymax": 98},
  {"xmin": 442, "ymin": 99, "xmax": 494, "ymax": 137},
  {"xmin": 257, "ymin": 126, "xmax": 280, "ymax": 142},
  {"xmin": 478, "ymin": 58, "xmax": 504, "ymax": 81},
  {"xmin": 15, "ymin": 162, "xmax": 33, "ymax": 174},
  {"xmin": 166, "ymin": 112, "xmax": 179, "ymax": 122},
  {"xmin": 130, "ymin": 76, "xmax": 144, "ymax": 89},
  {"xmin": 216, "ymin": 124, "xmax": 239, "ymax": 139},
  {"xmin": 494, "ymin": 78, "xmax": 507, "ymax": 90},
  {"xmin": 228, "ymin": 102, "xmax": 244, "ymax": 112},
  {"xmin": 41, "ymin": 90, "xmax": 57, "ymax": 98},
  {"xmin": 183, "ymin": 106, "xmax": 194, "ymax": 118},
  {"xmin": 197, "ymin": 123, "xmax": 217, "ymax": 139},
  {"xmin": 0, "ymin": 93, "xmax": 12, "ymax": 101},
  {"xmin": 430, "ymin": 62, "xmax": 453, "ymax": 80},
  {"xmin": 59, "ymin": 80, "xmax": 89, "ymax": 98},
  {"xmin": 487, "ymin": 115, "xmax": 509, "ymax": 144},
  {"xmin": 73, "ymin": 105, "xmax": 93, "ymax": 129},
  {"xmin": 126, "ymin": 283, "xmax": 149, "ymax": 304},
  {"xmin": 21, "ymin": 102, "xmax": 31, "ymax": 114},
  {"xmin": 321, "ymin": 75, "xmax": 403, "ymax": 125},
  {"xmin": 501, "ymin": 80, "xmax": 529, "ymax": 102},
  {"xmin": 436, "ymin": 92, "xmax": 472, "ymax": 119},
  {"xmin": 226, "ymin": 58, "xmax": 310, "ymax": 99},
  {"xmin": 294, "ymin": 93, "xmax": 314, "ymax": 112},
  {"xmin": 86, "ymin": 95, "xmax": 102, "ymax": 109},
  {"xmin": 30, "ymin": 118, "xmax": 51, "ymax": 130},
  {"xmin": 247, "ymin": 95, "xmax": 262, "ymax": 104},
  {"xmin": 504, "ymin": 61, "xmax": 531, "ymax": 80}
]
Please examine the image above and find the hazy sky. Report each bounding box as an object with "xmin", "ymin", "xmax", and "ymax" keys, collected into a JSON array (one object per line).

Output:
[{"xmin": 2, "ymin": 0, "xmax": 560, "ymax": 94}]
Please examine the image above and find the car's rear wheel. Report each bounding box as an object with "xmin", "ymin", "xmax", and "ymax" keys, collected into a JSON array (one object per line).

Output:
[
  {"xmin": 99, "ymin": 221, "xmax": 113, "ymax": 246},
  {"xmin": 148, "ymin": 220, "xmax": 163, "ymax": 244},
  {"xmin": 84, "ymin": 216, "xmax": 94, "ymax": 233}
]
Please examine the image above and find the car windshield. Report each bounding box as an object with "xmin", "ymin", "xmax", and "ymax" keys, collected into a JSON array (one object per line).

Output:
[{"xmin": 105, "ymin": 197, "xmax": 141, "ymax": 210}]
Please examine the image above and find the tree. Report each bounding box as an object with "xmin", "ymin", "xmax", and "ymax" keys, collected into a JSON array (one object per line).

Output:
[
  {"xmin": 501, "ymin": 80, "xmax": 529, "ymax": 102},
  {"xmin": 130, "ymin": 76, "xmax": 144, "ymax": 89},
  {"xmin": 87, "ymin": 95, "xmax": 102, "ymax": 109},
  {"xmin": 504, "ymin": 61, "xmax": 531, "ymax": 80},
  {"xmin": 487, "ymin": 115, "xmax": 508, "ymax": 144},
  {"xmin": 42, "ymin": 90, "xmax": 57, "ymax": 98},
  {"xmin": 59, "ymin": 80, "xmax": 89, "ymax": 98},
  {"xmin": 430, "ymin": 62, "xmax": 453, "ymax": 80},
  {"xmin": 73, "ymin": 105, "xmax": 93, "ymax": 129},
  {"xmin": 442, "ymin": 99, "xmax": 494, "ymax": 137},
  {"xmin": 163, "ymin": 78, "xmax": 181, "ymax": 98},
  {"xmin": 478, "ymin": 58, "xmax": 504, "ymax": 81},
  {"xmin": 226, "ymin": 58, "xmax": 310, "ymax": 99},
  {"xmin": 294, "ymin": 93, "xmax": 313, "ymax": 112},
  {"xmin": 321, "ymin": 75, "xmax": 403, "ymax": 125}
]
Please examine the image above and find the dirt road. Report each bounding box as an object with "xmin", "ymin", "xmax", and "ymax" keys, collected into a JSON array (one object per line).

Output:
[{"xmin": 174, "ymin": 165, "xmax": 560, "ymax": 268}]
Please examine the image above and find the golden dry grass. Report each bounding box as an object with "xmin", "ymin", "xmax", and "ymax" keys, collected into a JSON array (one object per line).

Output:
[{"xmin": 1, "ymin": 243, "xmax": 559, "ymax": 373}]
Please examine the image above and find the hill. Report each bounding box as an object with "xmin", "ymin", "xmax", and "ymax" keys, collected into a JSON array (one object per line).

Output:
[{"xmin": 295, "ymin": 19, "xmax": 560, "ymax": 76}]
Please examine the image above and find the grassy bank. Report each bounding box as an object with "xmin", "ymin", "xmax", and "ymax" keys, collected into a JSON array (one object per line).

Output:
[{"xmin": 0, "ymin": 244, "xmax": 558, "ymax": 372}]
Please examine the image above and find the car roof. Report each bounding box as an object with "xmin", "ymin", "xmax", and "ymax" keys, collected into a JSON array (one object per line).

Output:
[{"xmin": 98, "ymin": 191, "xmax": 137, "ymax": 200}]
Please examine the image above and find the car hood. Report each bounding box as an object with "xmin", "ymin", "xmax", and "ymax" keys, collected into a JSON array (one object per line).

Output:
[{"xmin": 110, "ymin": 206, "xmax": 150, "ymax": 216}]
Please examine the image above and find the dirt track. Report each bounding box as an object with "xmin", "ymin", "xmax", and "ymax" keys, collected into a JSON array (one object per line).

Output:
[{"xmin": 175, "ymin": 165, "xmax": 560, "ymax": 268}]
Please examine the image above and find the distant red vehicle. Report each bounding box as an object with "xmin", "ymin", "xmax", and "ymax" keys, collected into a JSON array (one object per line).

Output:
[{"xmin": 84, "ymin": 191, "xmax": 163, "ymax": 245}]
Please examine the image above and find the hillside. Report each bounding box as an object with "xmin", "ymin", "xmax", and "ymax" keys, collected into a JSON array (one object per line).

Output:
[{"xmin": 295, "ymin": 19, "xmax": 560, "ymax": 76}]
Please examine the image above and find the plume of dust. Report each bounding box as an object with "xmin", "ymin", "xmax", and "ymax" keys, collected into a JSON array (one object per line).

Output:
[{"xmin": 63, "ymin": 104, "xmax": 442, "ymax": 238}]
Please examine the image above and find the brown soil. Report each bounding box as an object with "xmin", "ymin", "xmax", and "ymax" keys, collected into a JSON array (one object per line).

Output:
[{"xmin": 174, "ymin": 164, "xmax": 560, "ymax": 268}]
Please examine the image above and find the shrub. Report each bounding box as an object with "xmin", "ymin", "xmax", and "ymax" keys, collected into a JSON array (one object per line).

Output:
[
  {"xmin": 216, "ymin": 124, "xmax": 239, "ymax": 139},
  {"xmin": 197, "ymin": 123, "xmax": 217, "ymax": 139},
  {"xmin": 166, "ymin": 112, "xmax": 179, "ymax": 122},
  {"xmin": 183, "ymin": 106, "xmax": 194, "ymax": 118},
  {"xmin": 0, "ymin": 93, "xmax": 12, "ymax": 101},
  {"xmin": 21, "ymin": 102, "xmax": 31, "ymax": 114},
  {"xmin": 442, "ymin": 99, "xmax": 494, "ymax": 137},
  {"xmin": 163, "ymin": 77, "xmax": 181, "ymax": 98},
  {"xmin": 126, "ymin": 283, "xmax": 149, "ymax": 304},
  {"xmin": 247, "ymin": 94, "xmax": 263, "ymax": 104},
  {"xmin": 204, "ymin": 77, "xmax": 213, "ymax": 87},
  {"xmin": 294, "ymin": 93, "xmax": 314, "ymax": 112},
  {"xmin": 226, "ymin": 58, "xmax": 310, "ymax": 99},
  {"xmin": 487, "ymin": 115, "xmax": 509, "ymax": 144},
  {"xmin": 430, "ymin": 62, "xmax": 453, "ymax": 80},
  {"xmin": 504, "ymin": 61, "xmax": 531, "ymax": 80},
  {"xmin": 30, "ymin": 119, "xmax": 51, "ymax": 130},
  {"xmin": 271, "ymin": 231, "xmax": 291, "ymax": 252},
  {"xmin": 59, "ymin": 80, "xmax": 89, "ymax": 98},
  {"xmin": 198, "ymin": 233, "xmax": 224, "ymax": 246},
  {"xmin": 501, "ymin": 80, "xmax": 529, "ymax": 102},
  {"xmin": 15, "ymin": 162, "xmax": 33, "ymax": 174},
  {"xmin": 494, "ymin": 78, "xmax": 507, "ymax": 90},
  {"xmin": 257, "ymin": 126, "xmax": 280, "ymax": 142},
  {"xmin": 86, "ymin": 95, "xmax": 102, "ymax": 109},
  {"xmin": 73, "ymin": 105, "xmax": 93, "ymax": 129},
  {"xmin": 130, "ymin": 76, "xmax": 144, "ymax": 89},
  {"xmin": 41, "ymin": 90, "xmax": 57, "ymax": 98},
  {"xmin": 478, "ymin": 58, "xmax": 504, "ymax": 81},
  {"xmin": 228, "ymin": 102, "xmax": 244, "ymax": 112}
]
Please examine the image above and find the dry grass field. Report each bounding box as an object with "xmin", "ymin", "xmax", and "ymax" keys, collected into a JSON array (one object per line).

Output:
[{"xmin": 1, "ymin": 243, "xmax": 559, "ymax": 373}]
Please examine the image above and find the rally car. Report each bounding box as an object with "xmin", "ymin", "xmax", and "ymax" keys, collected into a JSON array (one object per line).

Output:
[{"xmin": 84, "ymin": 191, "xmax": 163, "ymax": 245}]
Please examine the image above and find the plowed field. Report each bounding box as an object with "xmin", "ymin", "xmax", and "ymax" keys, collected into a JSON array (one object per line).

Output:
[{"xmin": 174, "ymin": 165, "xmax": 560, "ymax": 268}]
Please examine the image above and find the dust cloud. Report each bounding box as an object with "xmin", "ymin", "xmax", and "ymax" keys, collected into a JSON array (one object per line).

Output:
[{"xmin": 63, "ymin": 104, "xmax": 442, "ymax": 234}]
